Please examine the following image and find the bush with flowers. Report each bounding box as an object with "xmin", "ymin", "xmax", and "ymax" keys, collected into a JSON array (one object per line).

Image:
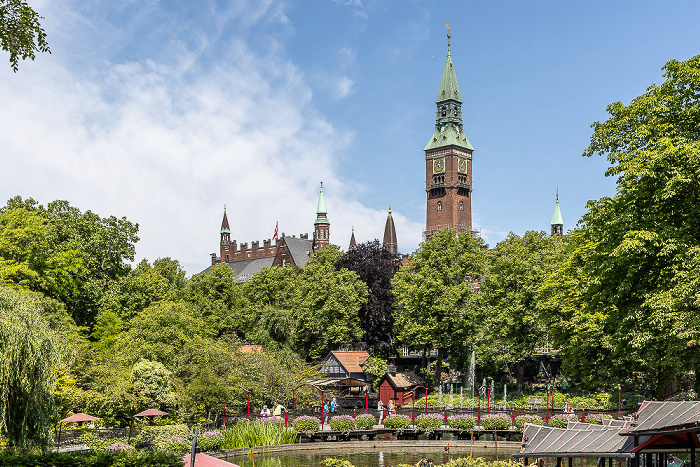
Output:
[
  {"xmin": 416, "ymin": 413, "xmax": 443, "ymax": 429},
  {"xmin": 480, "ymin": 413, "xmax": 510, "ymax": 430},
  {"xmin": 582, "ymin": 413, "xmax": 613, "ymax": 425},
  {"xmin": 198, "ymin": 430, "xmax": 225, "ymax": 451},
  {"xmin": 104, "ymin": 441, "xmax": 134, "ymax": 452},
  {"xmin": 548, "ymin": 414, "xmax": 576, "ymax": 428},
  {"xmin": 330, "ymin": 415, "xmax": 355, "ymax": 431},
  {"xmin": 293, "ymin": 415, "xmax": 321, "ymax": 433},
  {"xmin": 354, "ymin": 413, "xmax": 377, "ymax": 430},
  {"xmin": 448, "ymin": 414, "xmax": 477, "ymax": 430},
  {"xmin": 160, "ymin": 436, "xmax": 190, "ymax": 455},
  {"xmin": 383, "ymin": 414, "xmax": 411, "ymax": 429},
  {"xmin": 515, "ymin": 414, "xmax": 543, "ymax": 429}
]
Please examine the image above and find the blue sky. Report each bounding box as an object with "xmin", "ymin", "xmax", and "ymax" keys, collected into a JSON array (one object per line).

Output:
[{"xmin": 1, "ymin": 0, "xmax": 699, "ymax": 274}]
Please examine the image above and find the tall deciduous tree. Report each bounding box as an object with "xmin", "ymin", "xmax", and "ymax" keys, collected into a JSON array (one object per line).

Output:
[
  {"xmin": 479, "ymin": 231, "xmax": 567, "ymax": 393},
  {"xmin": 0, "ymin": 286, "xmax": 69, "ymax": 448},
  {"xmin": 392, "ymin": 229, "xmax": 486, "ymax": 387},
  {"xmin": 336, "ymin": 240, "xmax": 401, "ymax": 354},
  {"xmin": 546, "ymin": 55, "xmax": 700, "ymax": 397},
  {"xmin": 0, "ymin": 0, "xmax": 50, "ymax": 71}
]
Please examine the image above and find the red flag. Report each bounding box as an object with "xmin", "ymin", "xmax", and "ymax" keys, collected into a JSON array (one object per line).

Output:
[{"xmin": 272, "ymin": 221, "xmax": 278, "ymax": 240}]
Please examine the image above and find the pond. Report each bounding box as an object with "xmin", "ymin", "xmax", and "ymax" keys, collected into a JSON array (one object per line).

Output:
[{"xmin": 226, "ymin": 447, "xmax": 516, "ymax": 467}]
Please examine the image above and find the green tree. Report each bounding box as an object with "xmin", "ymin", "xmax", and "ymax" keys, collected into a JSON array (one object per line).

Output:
[
  {"xmin": 0, "ymin": 286, "xmax": 69, "ymax": 448},
  {"xmin": 546, "ymin": 55, "xmax": 700, "ymax": 396},
  {"xmin": 392, "ymin": 229, "xmax": 486, "ymax": 387},
  {"xmin": 292, "ymin": 246, "xmax": 368, "ymax": 360},
  {"xmin": 479, "ymin": 231, "xmax": 567, "ymax": 393},
  {"xmin": 186, "ymin": 262, "xmax": 247, "ymax": 336},
  {"xmin": 130, "ymin": 359, "xmax": 176, "ymax": 407},
  {"xmin": 0, "ymin": 0, "xmax": 50, "ymax": 71}
]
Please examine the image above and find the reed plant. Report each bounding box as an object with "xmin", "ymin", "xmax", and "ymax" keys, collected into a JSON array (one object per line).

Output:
[{"xmin": 221, "ymin": 419, "xmax": 297, "ymax": 449}]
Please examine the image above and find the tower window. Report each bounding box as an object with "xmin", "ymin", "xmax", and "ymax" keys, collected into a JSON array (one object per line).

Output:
[
  {"xmin": 437, "ymin": 201, "xmax": 442, "ymax": 211},
  {"xmin": 441, "ymin": 106, "xmax": 446, "ymax": 117},
  {"xmin": 460, "ymin": 201, "xmax": 464, "ymax": 211}
]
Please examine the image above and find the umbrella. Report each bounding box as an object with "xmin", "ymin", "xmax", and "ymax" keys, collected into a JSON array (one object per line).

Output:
[
  {"xmin": 60, "ymin": 413, "xmax": 99, "ymax": 424},
  {"xmin": 135, "ymin": 408, "xmax": 169, "ymax": 417}
]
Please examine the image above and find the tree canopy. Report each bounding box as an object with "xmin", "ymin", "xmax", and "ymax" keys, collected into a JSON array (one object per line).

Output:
[
  {"xmin": 0, "ymin": 0, "xmax": 50, "ymax": 71},
  {"xmin": 545, "ymin": 54, "xmax": 700, "ymax": 397}
]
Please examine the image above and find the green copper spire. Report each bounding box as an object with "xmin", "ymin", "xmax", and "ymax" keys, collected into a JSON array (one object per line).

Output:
[
  {"xmin": 315, "ymin": 181, "xmax": 329, "ymax": 224},
  {"xmin": 220, "ymin": 205, "xmax": 230, "ymax": 234},
  {"xmin": 551, "ymin": 192, "xmax": 564, "ymax": 226},
  {"xmin": 424, "ymin": 32, "xmax": 474, "ymax": 151}
]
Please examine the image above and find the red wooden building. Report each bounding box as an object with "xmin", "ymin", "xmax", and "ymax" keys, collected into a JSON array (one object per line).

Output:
[{"xmin": 378, "ymin": 371, "xmax": 423, "ymax": 407}]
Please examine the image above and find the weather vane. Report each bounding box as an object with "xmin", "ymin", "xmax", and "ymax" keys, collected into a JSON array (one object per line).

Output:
[{"xmin": 446, "ymin": 23, "xmax": 451, "ymax": 49}]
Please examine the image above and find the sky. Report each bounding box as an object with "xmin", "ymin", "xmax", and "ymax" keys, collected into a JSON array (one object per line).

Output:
[{"xmin": 2, "ymin": 0, "xmax": 699, "ymax": 275}]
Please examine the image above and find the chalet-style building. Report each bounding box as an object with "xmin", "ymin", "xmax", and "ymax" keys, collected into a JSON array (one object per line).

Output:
[
  {"xmin": 378, "ymin": 371, "xmax": 424, "ymax": 407},
  {"xmin": 319, "ymin": 351, "xmax": 370, "ymax": 383}
]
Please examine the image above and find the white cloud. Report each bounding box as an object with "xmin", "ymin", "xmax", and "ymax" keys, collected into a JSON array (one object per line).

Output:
[{"xmin": 336, "ymin": 75, "xmax": 355, "ymax": 98}]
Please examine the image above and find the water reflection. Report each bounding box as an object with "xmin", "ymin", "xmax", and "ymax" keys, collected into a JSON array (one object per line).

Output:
[{"xmin": 228, "ymin": 449, "xmax": 508, "ymax": 467}]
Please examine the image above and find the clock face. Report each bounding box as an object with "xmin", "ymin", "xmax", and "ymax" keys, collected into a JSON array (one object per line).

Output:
[
  {"xmin": 433, "ymin": 158, "xmax": 445, "ymax": 174},
  {"xmin": 458, "ymin": 158, "xmax": 467, "ymax": 173}
]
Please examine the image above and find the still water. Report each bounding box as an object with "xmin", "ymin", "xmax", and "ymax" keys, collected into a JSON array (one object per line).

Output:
[{"xmin": 227, "ymin": 448, "xmax": 512, "ymax": 467}]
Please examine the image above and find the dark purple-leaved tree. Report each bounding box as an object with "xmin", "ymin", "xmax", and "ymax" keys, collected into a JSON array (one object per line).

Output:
[{"xmin": 336, "ymin": 240, "xmax": 400, "ymax": 355}]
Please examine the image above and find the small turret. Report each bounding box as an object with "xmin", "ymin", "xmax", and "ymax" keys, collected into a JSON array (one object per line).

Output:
[
  {"xmin": 551, "ymin": 191, "xmax": 564, "ymax": 236},
  {"xmin": 349, "ymin": 227, "xmax": 357, "ymax": 250},
  {"xmin": 383, "ymin": 205, "xmax": 398, "ymax": 255},
  {"xmin": 220, "ymin": 206, "xmax": 232, "ymax": 262},
  {"xmin": 313, "ymin": 182, "xmax": 330, "ymax": 250}
]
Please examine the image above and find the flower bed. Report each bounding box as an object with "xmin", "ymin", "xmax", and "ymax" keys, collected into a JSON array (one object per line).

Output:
[
  {"xmin": 416, "ymin": 413, "xmax": 443, "ymax": 429},
  {"xmin": 382, "ymin": 414, "xmax": 411, "ymax": 429},
  {"xmin": 198, "ymin": 430, "xmax": 225, "ymax": 451},
  {"xmin": 330, "ymin": 415, "xmax": 355, "ymax": 431},
  {"xmin": 549, "ymin": 414, "xmax": 576, "ymax": 428},
  {"xmin": 480, "ymin": 413, "xmax": 510, "ymax": 430},
  {"xmin": 448, "ymin": 414, "xmax": 477, "ymax": 430},
  {"xmin": 583, "ymin": 413, "xmax": 613, "ymax": 424},
  {"xmin": 354, "ymin": 413, "xmax": 377, "ymax": 430},
  {"xmin": 515, "ymin": 414, "xmax": 543, "ymax": 429},
  {"xmin": 292, "ymin": 415, "xmax": 321, "ymax": 433}
]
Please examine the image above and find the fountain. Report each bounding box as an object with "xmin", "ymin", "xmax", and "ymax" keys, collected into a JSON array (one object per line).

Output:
[
  {"xmin": 490, "ymin": 380, "xmax": 495, "ymax": 409},
  {"xmin": 467, "ymin": 351, "xmax": 476, "ymax": 400},
  {"xmin": 502, "ymin": 384, "xmax": 508, "ymax": 409}
]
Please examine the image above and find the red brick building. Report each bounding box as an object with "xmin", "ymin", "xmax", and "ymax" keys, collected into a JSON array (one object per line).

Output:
[{"xmin": 424, "ymin": 34, "xmax": 475, "ymax": 240}]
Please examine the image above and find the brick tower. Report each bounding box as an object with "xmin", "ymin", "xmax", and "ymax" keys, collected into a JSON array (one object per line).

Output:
[
  {"xmin": 424, "ymin": 33, "xmax": 474, "ymax": 240},
  {"xmin": 313, "ymin": 181, "xmax": 330, "ymax": 250}
]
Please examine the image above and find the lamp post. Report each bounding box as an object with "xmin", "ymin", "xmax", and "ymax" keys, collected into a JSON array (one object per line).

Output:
[{"xmin": 618, "ymin": 385, "xmax": 622, "ymax": 419}]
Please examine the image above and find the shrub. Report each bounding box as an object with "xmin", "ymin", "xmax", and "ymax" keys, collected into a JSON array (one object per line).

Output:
[
  {"xmin": 354, "ymin": 413, "xmax": 377, "ymax": 430},
  {"xmin": 481, "ymin": 413, "xmax": 510, "ymax": 430},
  {"xmin": 416, "ymin": 413, "xmax": 443, "ymax": 429},
  {"xmin": 79, "ymin": 433, "xmax": 131, "ymax": 453},
  {"xmin": 105, "ymin": 441, "xmax": 134, "ymax": 452},
  {"xmin": 198, "ymin": 430, "xmax": 225, "ymax": 451},
  {"xmin": 448, "ymin": 414, "xmax": 476, "ymax": 430},
  {"xmin": 382, "ymin": 414, "xmax": 411, "ymax": 429},
  {"xmin": 137, "ymin": 424, "xmax": 191, "ymax": 450},
  {"xmin": 515, "ymin": 414, "xmax": 543, "ymax": 429},
  {"xmin": 322, "ymin": 458, "xmax": 356, "ymax": 467},
  {"xmin": 159, "ymin": 436, "xmax": 190, "ymax": 455},
  {"xmin": 330, "ymin": 415, "xmax": 355, "ymax": 431},
  {"xmin": 292, "ymin": 415, "xmax": 321, "ymax": 433},
  {"xmin": 549, "ymin": 414, "xmax": 576, "ymax": 428},
  {"xmin": 583, "ymin": 413, "xmax": 613, "ymax": 425},
  {"xmin": 0, "ymin": 450, "xmax": 182, "ymax": 466}
]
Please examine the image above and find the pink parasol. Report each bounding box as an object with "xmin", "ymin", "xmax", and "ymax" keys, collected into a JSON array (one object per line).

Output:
[
  {"xmin": 135, "ymin": 408, "xmax": 169, "ymax": 417},
  {"xmin": 60, "ymin": 413, "xmax": 99, "ymax": 423}
]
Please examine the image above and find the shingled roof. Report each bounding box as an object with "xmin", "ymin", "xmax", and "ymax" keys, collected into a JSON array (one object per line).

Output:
[{"xmin": 516, "ymin": 423, "xmax": 634, "ymax": 459}]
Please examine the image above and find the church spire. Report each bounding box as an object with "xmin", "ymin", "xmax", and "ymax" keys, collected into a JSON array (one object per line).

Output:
[
  {"xmin": 551, "ymin": 191, "xmax": 564, "ymax": 236},
  {"xmin": 383, "ymin": 205, "xmax": 398, "ymax": 256},
  {"xmin": 313, "ymin": 181, "xmax": 330, "ymax": 250},
  {"xmin": 219, "ymin": 206, "xmax": 232, "ymax": 263},
  {"xmin": 349, "ymin": 227, "xmax": 356, "ymax": 250}
]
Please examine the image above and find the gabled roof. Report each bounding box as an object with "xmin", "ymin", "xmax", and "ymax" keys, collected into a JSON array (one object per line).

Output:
[
  {"xmin": 382, "ymin": 371, "xmax": 423, "ymax": 389},
  {"xmin": 516, "ymin": 423, "xmax": 634, "ymax": 459},
  {"xmin": 282, "ymin": 236, "xmax": 314, "ymax": 268},
  {"xmin": 329, "ymin": 351, "xmax": 370, "ymax": 374},
  {"xmin": 624, "ymin": 401, "xmax": 700, "ymax": 434}
]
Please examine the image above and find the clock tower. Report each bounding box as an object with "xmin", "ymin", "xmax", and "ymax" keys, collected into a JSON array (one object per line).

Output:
[{"xmin": 424, "ymin": 33, "xmax": 474, "ymax": 240}]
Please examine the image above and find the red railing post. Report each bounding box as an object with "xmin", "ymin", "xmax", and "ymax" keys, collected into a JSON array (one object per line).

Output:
[
  {"xmin": 512, "ymin": 408, "xmax": 515, "ymax": 429},
  {"xmin": 581, "ymin": 409, "xmax": 585, "ymax": 423},
  {"xmin": 444, "ymin": 408, "xmax": 448, "ymax": 428}
]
